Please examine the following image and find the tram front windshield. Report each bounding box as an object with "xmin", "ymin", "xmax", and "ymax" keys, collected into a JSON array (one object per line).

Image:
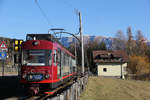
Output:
[{"xmin": 23, "ymin": 50, "xmax": 52, "ymax": 66}]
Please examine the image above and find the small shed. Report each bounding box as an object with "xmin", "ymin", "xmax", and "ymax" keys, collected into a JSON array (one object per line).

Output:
[{"xmin": 93, "ymin": 50, "xmax": 128, "ymax": 79}]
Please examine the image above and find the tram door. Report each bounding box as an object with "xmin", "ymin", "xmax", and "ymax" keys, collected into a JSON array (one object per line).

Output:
[
  {"xmin": 60, "ymin": 51, "xmax": 64, "ymax": 81},
  {"xmin": 57, "ymin": 49, "xmax": 62, "ymax": 79}
]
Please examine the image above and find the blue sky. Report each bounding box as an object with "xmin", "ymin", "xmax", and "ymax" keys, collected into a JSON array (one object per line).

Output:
[{"xmin": 0, "ymin": 0, "xmax": 150, "ymax": 40}]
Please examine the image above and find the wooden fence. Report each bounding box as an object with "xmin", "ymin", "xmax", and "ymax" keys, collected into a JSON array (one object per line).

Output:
[{"xmin": 47, "ymin": 74, "xmax": 88, "ymax": 100}]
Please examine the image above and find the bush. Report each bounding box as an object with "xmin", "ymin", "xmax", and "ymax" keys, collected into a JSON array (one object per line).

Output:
[{"xmin": 128, "ymin": 55, "xmax": 150, "ymax": 75}]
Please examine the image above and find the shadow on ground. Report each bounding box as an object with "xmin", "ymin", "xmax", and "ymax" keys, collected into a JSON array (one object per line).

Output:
[{"xmin": 0, "ymin": 76, "xmax": 25, "ymax": 100}]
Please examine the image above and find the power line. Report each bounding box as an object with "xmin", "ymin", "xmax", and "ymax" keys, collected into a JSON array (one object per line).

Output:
[
  {"xmin": 61, "ymin": 0, "xmax": 80, "ymax": 35},
  {"xmin": 61, "ymin": 0, "xmax": 78, "ymax": 12},
  {"xmin": 35, "ymin": 0, "xmax": 54, "ymax": 27},
  {"xmin": 35, "ymin": 0, "xmax": 80, "ymax": 35}
]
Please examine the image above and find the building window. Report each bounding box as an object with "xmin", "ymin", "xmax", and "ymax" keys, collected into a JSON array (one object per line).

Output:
[{"xmin": 103, "ymin": 68, "xmax": 107, "ymax": 72}]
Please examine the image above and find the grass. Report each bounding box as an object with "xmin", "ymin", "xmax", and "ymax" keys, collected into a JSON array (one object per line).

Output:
[{"xmin": 80, "ymin": 77, "xmax": 150, "ymax": 100}]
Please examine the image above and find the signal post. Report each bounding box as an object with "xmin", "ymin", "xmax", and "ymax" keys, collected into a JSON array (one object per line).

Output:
[
  {"xmin": 13, "ymin": 39, "xmax": 23, "ymax": 76},
  {"xmin": 0, "ymin": 41, "xmax": 7, "ymax": 76}
]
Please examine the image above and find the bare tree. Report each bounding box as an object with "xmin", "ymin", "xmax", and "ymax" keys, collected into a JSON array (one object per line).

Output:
[
  {"xmin": 126, "ymin": 27, "xmax": 136, "ymax": 55},
  {"xmin": 113, "ymin": 30, "xmax": 126, "ymax": 50},
  {"xmin": 135, "ymin": 30, "xmax": 148, "ymax": 56}
]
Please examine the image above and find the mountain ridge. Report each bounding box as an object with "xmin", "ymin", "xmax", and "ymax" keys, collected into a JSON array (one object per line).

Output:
[{"xmin": 60, "ymin": 35, "xmax": 150, "ymax": 50}]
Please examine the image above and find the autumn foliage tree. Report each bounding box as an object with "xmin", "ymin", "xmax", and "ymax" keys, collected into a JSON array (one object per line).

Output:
[
  {"xmin": 128, "ymin": 56, "xmax": 150, "ymax": 75},
  {"xmin": 125, "ymin": 27, "xmax": 150, "ymax": 76},
  {"xmin": 112, "ymin": 27, "xmax": 150, "ymax": 77}
]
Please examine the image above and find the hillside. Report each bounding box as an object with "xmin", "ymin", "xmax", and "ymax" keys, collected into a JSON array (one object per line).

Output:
[
  {"xmin": 80, "ymin": 77, "xmax": 150, "ymax": 100},
  {"xmin": 60, "ymin": 36, "xmax": 113, "ymax": 49},
  {"xmin": 60, "ymin": 36, "xmax": 150, "ymax": 50}
]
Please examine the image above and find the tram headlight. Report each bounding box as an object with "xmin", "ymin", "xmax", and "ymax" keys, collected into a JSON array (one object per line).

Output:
[
  {"xmin": 32, "ymin": 41, "xmax": 39, "ymax": 46},
  {"xmin": 22, "ymin": 73, "xmax": 27, "ymax": 79},
  {"xmin": 45, "ymin": 74, "xmax": 50, "ymax": 79},
  {"xmin": 29, "ymin": 75, "xmax": 33, "ymax": 79}
]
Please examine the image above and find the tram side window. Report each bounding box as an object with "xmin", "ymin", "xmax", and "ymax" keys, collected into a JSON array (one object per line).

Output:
[
  {"xmin": 57, "ymin": 49, "xmax": 61, "ymax": 65},
  {"xmin": 65, "ymin": 54, "xmax": 69, "ymax": 67},
  {"xmin": 54, "ymin": 50, "xmax": 57, "ymax": 66},
  {"xmin": 48, "ymin": 50, "xmax": 52, "ymax": 66},
  {"xmin": 68, "ymin": 56, "xmax": 70, "ymax": 67},
  {"xmin": 70, "ymin": 58, "xmax": 73, "ymax": 73},
  {"xmin": 70, "ymin": 57, "xmax": 72, "ymax": 67},
  {"xmin": 63, "ymin": 53, "xmax": 65, "ymax": 67},
  {"xmin": 61, "ymin": 52, "xmax": 64, "ymax": 67},
  {"xmin": 65, "ymin": 54, "xmax": 67, "ymax": 67}
]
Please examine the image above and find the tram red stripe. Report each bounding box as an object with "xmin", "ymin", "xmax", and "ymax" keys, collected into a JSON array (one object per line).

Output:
[{"xmin": 21, "ymin": 72, "xmax": 76, "ymax": 83}]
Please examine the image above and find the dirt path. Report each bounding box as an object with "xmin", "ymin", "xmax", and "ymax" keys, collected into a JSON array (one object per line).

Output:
[{"xmin": 80, "ymin": 77, "xmax": 150, "ymax": 100}]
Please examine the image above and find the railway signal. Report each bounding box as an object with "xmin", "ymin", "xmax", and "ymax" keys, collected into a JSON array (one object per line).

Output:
[
  {"xmin": 13, "ymin": 39, "xmax": 23, "ymax": 64},
  {"xmin": 14, "ymin": 39, "xmax": 23, "ymax": 52}
]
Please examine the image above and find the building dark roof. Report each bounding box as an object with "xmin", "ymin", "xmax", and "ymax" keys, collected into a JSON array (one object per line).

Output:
[{"xmin": 93, "ymin": 50, "xmax": 128, "ymax": 63}]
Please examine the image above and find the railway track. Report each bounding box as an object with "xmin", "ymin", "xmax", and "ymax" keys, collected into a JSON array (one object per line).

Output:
[
  {"xmin": 19, "ymin": 94, "xmax": 50, "ymax": 100},
  {"xmin": 19, "ymin": 78, "xmax": 76, "ymax": 100}
]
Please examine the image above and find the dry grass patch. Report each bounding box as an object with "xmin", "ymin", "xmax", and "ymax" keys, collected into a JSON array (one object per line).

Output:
[{"xmin": 80, "ymin": 77, "xmax": 150, "ymax": 100}]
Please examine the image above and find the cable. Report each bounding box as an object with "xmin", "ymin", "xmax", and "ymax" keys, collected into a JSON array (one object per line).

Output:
[
  {"xmin": 61, "ymin": 0, "xmax": 78, "ymax": 13},
  {"xmin": 35, "ymin": 0, "xmax": 80, "ymax": 35},
  {"xmin": 61, "ymin": 0, "xmax": 80, "ymax": 35},
  {"xmin": 35, "ymin": 0, "xmax": 54, "ymax": 27}
]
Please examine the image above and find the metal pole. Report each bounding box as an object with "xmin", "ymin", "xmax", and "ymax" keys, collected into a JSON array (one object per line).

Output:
[
  {"xmin": 2, "ymin": 60, "xmax": 4, "ymax": 76},
  {"xmin": 1, "ymin": 61, "xmax": 2, "ymax": 76},
  {"xmin": 79, "ymin": 12, "xmax": 84, "ymax": 74}
]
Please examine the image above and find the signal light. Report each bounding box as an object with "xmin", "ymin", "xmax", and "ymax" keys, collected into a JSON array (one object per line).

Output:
[
  {"xmin": 14, "ymin": 39, "xmax": 23, "ymax": 52},
  {"xmin": 15, "ymin": 46, "xmax": 19, "ymax": 51},
  {"xmin": 20, "ymin": 40, "xmax": 23, "ymax": 45},
  {"xmin": 15, "ymin": 40, "xmax": 18, "ymax": 45}
]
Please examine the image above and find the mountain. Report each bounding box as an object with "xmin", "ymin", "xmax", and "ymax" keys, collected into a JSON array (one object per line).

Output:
[
  {"xmin": 60, "ymin": 35, "xmax": 114, "ymax": 49},
  {"xmin": 60, "ymin": 35, "xmax": 150, "ymax": 50}
]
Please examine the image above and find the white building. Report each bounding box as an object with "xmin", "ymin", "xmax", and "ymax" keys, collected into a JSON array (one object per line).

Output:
[{"xmin": 93, "ymin": 50, "xmax": 128, "ymax": 79}]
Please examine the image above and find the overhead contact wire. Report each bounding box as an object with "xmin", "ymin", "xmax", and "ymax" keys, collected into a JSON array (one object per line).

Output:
[
  {"xmin": 35, "ymin": 0, "xmax": 54, "ymax": 27},
  {"xmin": 61, "ymin": 0, "xmax": 80, "ymax": 35}
]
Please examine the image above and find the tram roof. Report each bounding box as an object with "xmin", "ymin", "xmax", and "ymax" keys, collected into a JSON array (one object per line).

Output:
[
  {"xmin": 26, "ymin": 34, "xmax": 56, "ymax": 41},
  {"xmin": 26, "ymin": 34, "xmax": 75, "ymax": 57}
]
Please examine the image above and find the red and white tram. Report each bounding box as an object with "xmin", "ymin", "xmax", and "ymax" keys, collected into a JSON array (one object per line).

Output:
[{"xmin": 20, "ymin": 34, "xmax": 77, "ymax": 94}]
